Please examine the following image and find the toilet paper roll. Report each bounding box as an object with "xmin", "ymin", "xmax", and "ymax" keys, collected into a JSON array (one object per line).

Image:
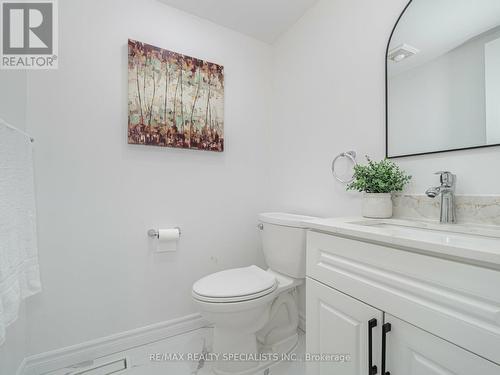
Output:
[
  {"xmin": 157, "ymin": 228, "xmax": 180, "ymax": 252},
  {"xmin": 158, "ymin": 228, "xmax": 180, "ymax": 242}
]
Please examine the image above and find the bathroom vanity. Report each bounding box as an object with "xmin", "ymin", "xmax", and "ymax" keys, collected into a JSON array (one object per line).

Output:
[{"xmin": 305, "ymin": 218, "xmax": 500, "ymax": 374}]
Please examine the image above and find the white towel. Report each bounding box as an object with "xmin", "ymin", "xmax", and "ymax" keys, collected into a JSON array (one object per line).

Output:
[{"xmin": 0, "ymin": 122, "xmax": 41, "ymax": 346}]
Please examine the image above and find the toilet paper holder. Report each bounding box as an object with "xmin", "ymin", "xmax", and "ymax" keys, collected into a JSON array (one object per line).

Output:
[{"xmin": 147, "ymin": 227, "xmax": 182, "ymax": 239}]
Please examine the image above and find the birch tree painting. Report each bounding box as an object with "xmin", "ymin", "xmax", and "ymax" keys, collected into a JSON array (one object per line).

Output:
[{"xmin": 128, "ymin": 39, "xmax": 224, "ymax": 152}]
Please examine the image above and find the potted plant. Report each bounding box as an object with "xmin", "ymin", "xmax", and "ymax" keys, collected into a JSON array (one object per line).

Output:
[{"xmin": 347, "ymin": 156, "xmax": 411, "ymax": 218}]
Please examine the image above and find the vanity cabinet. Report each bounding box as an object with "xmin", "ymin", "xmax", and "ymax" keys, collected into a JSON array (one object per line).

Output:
[
  {"xmin": 306, "ymin": 230, "xmax": 500, "ymax": 374},
  {"xmin": 385, "ymin": 314, "xmax": 499, "ymax": 374},
  {"xmin": 306, "ymin": 278, "xmax": 382, "ymax": 375}
]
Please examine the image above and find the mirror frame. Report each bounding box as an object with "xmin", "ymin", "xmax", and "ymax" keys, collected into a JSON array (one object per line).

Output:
[{"xmin": 385, "ymin": 0, "xmax": 500, "ymax": 158}]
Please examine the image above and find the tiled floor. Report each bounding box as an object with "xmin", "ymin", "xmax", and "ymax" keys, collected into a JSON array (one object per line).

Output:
[
  {"xmin": 262, "ymin": 334, "xmax": 306, "ymax": 375},
  {"xmin": 51, "ymin": 327, "xmax": 305, "ymax": 374},
  {"xmin": 125, "ymin": 328, "xmax": 305, "ymax": 374}
]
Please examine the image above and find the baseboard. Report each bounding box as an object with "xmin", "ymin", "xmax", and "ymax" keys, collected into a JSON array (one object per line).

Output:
[{"xmin": 23, "ymin": 313, "xmax": 209, "ymax": 375}]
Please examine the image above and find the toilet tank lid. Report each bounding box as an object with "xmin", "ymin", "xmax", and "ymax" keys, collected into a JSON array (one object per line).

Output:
[{"xmin": 258, "ymin": 212, "xmax": 317, "ymax": 228}]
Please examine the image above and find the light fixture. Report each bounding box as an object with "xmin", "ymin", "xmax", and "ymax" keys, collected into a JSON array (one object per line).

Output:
[{"xmin": 388, "ymin": 44, "xmax": 420, "ymax": 63}]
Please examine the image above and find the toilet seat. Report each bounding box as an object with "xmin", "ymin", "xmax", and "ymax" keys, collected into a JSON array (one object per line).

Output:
[{"xmin": 192, "ymin": 265, "xmax": 278, "ymax": 303}]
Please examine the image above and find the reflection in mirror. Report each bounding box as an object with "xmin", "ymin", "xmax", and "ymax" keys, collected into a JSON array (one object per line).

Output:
[{"xmin": 386, "ymin": 0, "xmax": 500, "ymax": 158}]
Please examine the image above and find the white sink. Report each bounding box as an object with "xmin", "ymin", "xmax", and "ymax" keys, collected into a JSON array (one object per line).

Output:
[
  {"xmin": 350, "ymin": 219, "xmax": 500, "ymax": 240},
  {"xmin": 306, "ymin": 217, "xmax": 500, "ymax": 268}
]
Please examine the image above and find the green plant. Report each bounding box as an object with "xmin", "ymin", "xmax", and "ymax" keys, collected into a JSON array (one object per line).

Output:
[{"xmin": 347, "ymin": 156, "xmax": 411, "ymax": 193}]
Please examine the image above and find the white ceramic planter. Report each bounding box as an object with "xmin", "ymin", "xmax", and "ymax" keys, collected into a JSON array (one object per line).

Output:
[{"xmin": 362, "ymin": 193, "xmax": 393, "ymax": 219}]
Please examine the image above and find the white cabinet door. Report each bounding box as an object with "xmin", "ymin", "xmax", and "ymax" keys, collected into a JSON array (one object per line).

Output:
[
  {"xmin": 385, "ymin": 314, "xmax": 500, "ymax": 375},
  {"xmin": 306, "ymin": 277, "xmax": 383, "ymax": 375}
]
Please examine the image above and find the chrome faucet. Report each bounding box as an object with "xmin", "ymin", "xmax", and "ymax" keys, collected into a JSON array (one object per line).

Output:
[{"xmin": 425, "ymin": 171, "xmax": 457, "ymax": 224}]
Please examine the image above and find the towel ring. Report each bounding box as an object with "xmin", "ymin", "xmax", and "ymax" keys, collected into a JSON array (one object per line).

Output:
[{"xmin": 332, "ymin": 151, "xmax": 357, "ymax": 184}]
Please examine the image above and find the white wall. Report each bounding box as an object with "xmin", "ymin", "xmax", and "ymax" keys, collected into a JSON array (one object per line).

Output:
[
  {"xmin": 270, "ymin": 0, "xmax": 500, "ymax": 205},
  {"xmin": 0, "ymin": 304, "xmax": 27, "ymax": 374},
  {"xmin": 25, "ymin": 0, "xmax": 271, "ymax": 355},
  {"xmin": 397, "ymin": 147, "xmax": 500, "ymax": 195},
  {"xmin": 0, "ymin": 71, "xmax": 28, "ymax": 374},
  {"xmin": 269, "ymin": 0, "xmax": 403, "ymax": 217},
  {"xmin": 0, "ymin": 71, "xmax": 27, "ymax": 128}
]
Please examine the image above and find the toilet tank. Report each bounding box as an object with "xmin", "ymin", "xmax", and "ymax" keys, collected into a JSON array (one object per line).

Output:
[{"xmin": 258, "ymin": 213, "xmax": 317, "ymax": 279}]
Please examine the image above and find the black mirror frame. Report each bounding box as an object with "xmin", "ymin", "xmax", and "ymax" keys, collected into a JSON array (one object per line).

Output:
[{"xmin": 385, "ymin": 0, "xmax": 500, "ymax": 159}]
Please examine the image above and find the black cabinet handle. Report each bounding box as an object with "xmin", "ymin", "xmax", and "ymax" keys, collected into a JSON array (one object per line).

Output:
[
  {"xmin": 368, "ymin": 319, "xmax": 378, "ymax": 375},
  {"xmin": 382, "ymin": 322, "xmax": 392, "ymax": 375}
]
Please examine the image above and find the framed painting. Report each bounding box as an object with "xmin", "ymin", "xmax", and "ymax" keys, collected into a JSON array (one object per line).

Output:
[{"xmin": 128, "ymin": 39, "xmax": 224, "ymax": 152}]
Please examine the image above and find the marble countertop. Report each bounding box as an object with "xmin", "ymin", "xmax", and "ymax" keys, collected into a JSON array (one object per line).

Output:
[{"xmin": 305, "ymin": 217, "xmax": 500, "ymax": 269}]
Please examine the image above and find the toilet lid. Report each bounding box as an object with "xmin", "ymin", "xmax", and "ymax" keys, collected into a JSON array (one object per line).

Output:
[{"xmin": 192, "ymin": 265, "xmax": 277, "ymax": 302}]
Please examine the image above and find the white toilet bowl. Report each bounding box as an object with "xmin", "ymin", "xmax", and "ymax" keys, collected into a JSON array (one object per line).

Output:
[
  {"xmin": 193, "ymin": 266, "xmax": 301, "ymax": 374},
  {"xmin": 192, "ymin": 213, "xmax": 315, "ymax": 375}
]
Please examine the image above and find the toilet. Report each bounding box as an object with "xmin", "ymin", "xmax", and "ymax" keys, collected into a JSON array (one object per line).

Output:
[{"xmin": 192, "ymin": 212, "xmax": 315, "ymax": 374}]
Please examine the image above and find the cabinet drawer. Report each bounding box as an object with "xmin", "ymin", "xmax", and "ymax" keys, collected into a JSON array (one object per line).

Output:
[{"xmin": 307, "ymin": 231, "xmax": 500, "ymax": 364}]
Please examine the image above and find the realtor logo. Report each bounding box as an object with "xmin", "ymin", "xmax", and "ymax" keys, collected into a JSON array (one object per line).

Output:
[{"xmin": 1, "ymin": 0, "xmax": 58, "ymax": 69}]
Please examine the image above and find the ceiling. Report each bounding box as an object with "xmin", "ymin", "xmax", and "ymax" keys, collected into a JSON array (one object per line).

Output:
[
  {"xmin": 389, "ymin": 0, "xmax": 500, "ymax": 76},
  {"xmin": 158, "ymin": 0, "xmax": 319, "ymax": 44}
]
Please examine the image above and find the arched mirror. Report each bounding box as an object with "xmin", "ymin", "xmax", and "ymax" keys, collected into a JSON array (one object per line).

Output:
[{"xmin": 386, "ymin": 0, "xmax": 500, "ymax": 158}]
